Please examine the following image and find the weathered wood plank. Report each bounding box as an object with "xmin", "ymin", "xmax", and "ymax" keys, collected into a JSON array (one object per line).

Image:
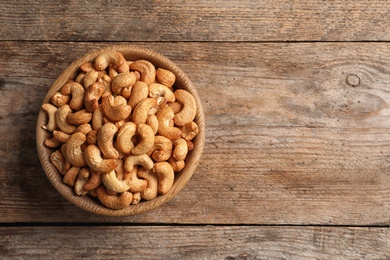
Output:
[
  {"xmin": 0, "ymin": 226, "xmax": 388, "ymax": 259},
  {"xmin": 1, "ymin": 0, "xmax": 389, "ymax": 42},
  {"xmin": 1, "ymin": 42, "xmax": 390, "ymax": 224}
]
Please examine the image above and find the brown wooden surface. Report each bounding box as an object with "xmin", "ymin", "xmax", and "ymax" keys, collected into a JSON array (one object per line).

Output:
[{"xmin": 1, "ymin": 0, "xmax": 389, "ymax": 259}]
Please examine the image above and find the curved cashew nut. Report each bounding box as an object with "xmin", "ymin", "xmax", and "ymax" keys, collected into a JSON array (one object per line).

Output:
[
  {"xmin": 49, "ymin": 149, "xmax": 69, "ymax": 175},
  {"xmin": 149, "ymin": 83, "xmax": 175, "ymax": 103},
  {"xmin": 173, "ymin": 89, "xmax": 197, "ymax": 126},
  {"xmin": 75, "ymin": 123, "xmax": 93, "ymax": 135},
  {"xmin": 129, "ymin": 60, "xmax": 156, "ymax": 85},
  {"xmin": 41, "ymin": 103, "xmax": 58, "ymax": 131},
  {"xmin": 102, "ymin": 170, "xmax": 131, "ymax": 193},
  {"xmin": 97, "ymin": 122, "xmax": 120, "ymax": 159},
  {"xmin": 61, "ymin": 132, "xmax": 87, "ymax": 167},
  {"xmin": 92, "ymin": 106, "xmax": 104, "ymax": 131},
  {"xmin": 156, "ymin": 105, "xmax": 181, "ymax": 140},
  {"xmin": 153, "ymin": 162, "xmax": 175, "ymax": 195},
  {"xmin": 101, "ymin": 94, "xmax": 132, "ymax": 122},
  {"xmin": 53, "ymin": 130, "xmax": 70, "ymax": 143},
  {"xmin": 131, "ymin": 192, "xmax": 141, "ymax": 205},
  {"xmin": 80, "ymin": 62, "xmax": 95, "ymax": 72},
  {"xmin": 67, "ymin": 109, "xmax": 93, "ymax": 125},
  {"xmin": 75, "ymin": 72, "xmax": 86, "ymax": 85},
  {"xmin": 51, "ymin": 92, "xmax": 70, "ymax": 107},
  {"xmin": 152, "ymin": 135, "xmax": 172, "ymax": 162},
  {"xmin": 168, "ymin": 157, "xmax": 185, "ymax": 172},
  {"xmin": 94, "ymin": 51, "xmax": 129, "ymax": 73},
  {"xmin": 124, "ymin": 154, "xmax": 154, "ymax": 172},
  {"xmin": 84, "ymin": 81, "xmax": 105, "ymax": 112},
  {"xmin": 172, "ymin": 138, "xmax": 188, "ymax": 161},
  {"xmin": 115, "ymin": 122, "xmax": 137, "ymax": 154},
  {"xmin": 123, "ymin": 167, "xmax": 148, "ymax": 193},
  {"xmin": 181, "ymin": 121, "xmax": 199, "ymax": 141},
  {"xmin": 55, "ymin": 104, "xmax": 76, "ymax": 134},
  {"xmin": 137, "ymin": 167, "xmax": 158, "ymax": 201},
  {"xmin": 96, "ymin": 185, "xmax": 133, "ymax": 210},
  {"xmin": 61, "ymin": 81, "xmax": 85, "ymax": 110},
  {"xmin": 63, "ymin": 166, "xmax": 80, "ymax": 186},
  {"xmin": 74, "ymin": 167, "xmax": 90, "ymax": 195},
  {"xmin": 86, "ymin": 129, "xmax": 98, "ymax": 145},
  {"xmin": 111, "ymin": 72, "xmax": 136, "ymax": 95},
  {"xmin": 132, "ymin": 98, "xmax": 158, "ymax": 125},
  {"xmin": 82, "ymin": 168, "xmax": 102, "ymax": 191},
  {"xmin": 168, "ymin": 101, "xmax": 183, "ymax": 114},
  {"xmin": 128, "ymin": 81, "xmax": 149, "ymax": 108},
  {"xmin": 44, "ymin": 137, "xmax": 62, "ymax": 148},
  {"xmin": 131, "ymin": 123, "xmax": 155, "ymax": 155},
  {"xmin": 84, "ymin": 144, "xmax": 118, "ymax": 173},
  {"xmin": 83, "ymin": 70, "xmax": 99, "ymax": 89},
  {"xmin": 156, "ymin": 68, "xmax": 176, "ymax": 89},
  {"xmin": 146, "ymin": 114, "xmax": 159, "ymax": 135}
]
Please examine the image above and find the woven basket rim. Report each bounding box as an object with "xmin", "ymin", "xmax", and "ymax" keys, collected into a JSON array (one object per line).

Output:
[{"xmin": 36, "ymin": 45, "xmax": 205, "ymax": 216}]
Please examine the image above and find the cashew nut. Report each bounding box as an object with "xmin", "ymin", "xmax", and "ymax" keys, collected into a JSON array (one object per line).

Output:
[
  {"xmin": 181, "ymin": 121, "xmax": 199, "ymax": 141},
  {"xmin": 129, "ymin": 59, "xmax": 156, "ymax": 85},
  {"xmin": 61, "ymin": 81, "xmax": 85, "ymax": 110},
  {"xmin": 153, "ymin": 162, "xmax": 175, "ymax": 195},
  {"xmin": 83, "ymin": 70, "xmax": 99, "ymax": 89},
  {"xmin": 92, "ymin": 106, "xmax": 104, "ymax": 131},
  {"xmin": 123, "ymin": 167, "xmax": 148, "ymax": 193},
  {"xmin": 131, "ymin": 123, "xmax": 155, "ymax": 155},
  {"xmin": 84, "ymin": 81, "xmax": 105, "ymax": 112},
  {"xmin": 149, "ymin": 83, "xmax": 175, "ymax": 103},
  {"xmin": 82, "ymin": 168, "xmax": 102, "ymax": 191},
  {"xmin": 172, "ymin": 138, "xmax": 188, "ymax": 161},
  {"xmin": 84, "ymin": 144, "xmax": 118, "ymax": 173},
  {"xmin": 44, "ymin": 136, "xmax": 62, "ymax": 148},
  {"xmin": 97, "ymin": 122, "xmax": 120, "ymax": 159},
  {"xmin": 168, "ymin": 157, "xmax": 185, "ymax": 172},
  {"xmin": 111, "ymin": 72, "xmax": 136, "ymax": 95},
  {"xmin": 102, "ymin": 170, "xmax": 131, "ymax": 193},
  {"xmin": 75, "ymin": 123, "xmax": 93, "ymax": 135},
  {"xmin": 41, "ymin": 103, "xmax": 58, "ymax": 131},
  {"xmin": 156, "ymin": 105, "xmax": 181, "ymax": 140},
  {"xmin": 61, "ymin": 132, "xmax": 87, "ymax": 167},
  {"xmin": 128, "ymin": 81, "xmax": 148, "ymax": 108},
  {"xmin": 75, "ymin": 72, "xmax": 86, "ymax": 85},
  {"xmin": 74, "ymin": 167, "xmax": 90, "ymax": 195},
  {"xmin": 100, "ymin": 74, "xmax": 112, "ymax": 96},
  {"xmin": 63, "ymin": 166, "xmax": 80, "ymax": 186},
  {"xmin": 131, "ymin": 192, "xmax": 141, "ymax": 205},
  {"xmin": 55, "ymin": 104, "xmax": 76, "ymax": 134},
  {"xmin": 86, "ymin": 129, "xmax": 98, "ymax": 145},
  {"xmin": 168, "ymin": 101, "xmax": 183, "ymax": 114},
  {"xmin": 94, "ymin": 51, "xmax": 128, "ymax": 73},
  {"xmin": 132, "ymin": 98, "xmax": 158, "ymax": 125},
  {"xmin": 146, "ymin": 114, "xmax": 159, "ymax": 135},
  {"xmin": 101, "ymin": 94, "xmax": 132, "ymax": 122},
  {"xmin": 80, "ymin": 62, "xmax": 95, "ymax": 72},
  {"xmin": 53, "ymin": 130, "xmax": 70, "ymax": 143},
  {"xmin": 156, "ymin": 68, "xmax": 176, "ymax": 89},
  {"xmin": 152, "ymin": 135, "xmax": 172, "ymax": 162},
  {"xmin": 124, "ymin": 154, "xmax": 154, "ymax": 172},
  {"xmin": 173, "ymin": 89, "xmax": 197, "ymax": 126},
  {"xmin": 51, "ymin": 92, "xmax": 70, "ymax": 107},
  {"xmin": 115, "ymin": 122, "xmax": 137, "ymax": 154},
  {"xmin": 49, "ymin": 149, "xmax": 69, "ymax": 175},
  {"xmin": 137, "ymin": 167, "xmax": 158, "ymax": 201},
  {"xmin": 96, "ymin": 185, "xmax": 133, "ymax": 210},
  {"xmin": 67, "ymin": 109, "xmax": 93, "ymax": 125}
]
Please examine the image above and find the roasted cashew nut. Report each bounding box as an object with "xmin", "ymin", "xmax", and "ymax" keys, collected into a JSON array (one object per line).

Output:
[
  {"xmin": 137, "ymin": 167, "xmax": 158, "ymax": 201},
  {"xmin": 156, "ymin": 68, "xmax": 176, "ymax": 89},
  {"xmin": 94, "ymin": 51, "xmax": 129, "ymax": 73},
  {"xmin": 124, "ymin": 154, "xmax": 154, "ymax": 172},
  {"xmin": 44, "ymin": 136, "xmax": 62, "ymax": 148},
  {"xmin": 146, "ymin": 114, "xmax": 159, "ymax": 135},
  {"xmin": 131, "ymin": 123, "xmax": 155, "ymax": 155},
  {"xmin": 111, "ymin": 72, "xmax": 136, "ymax": 95},
  {"xmin": 129, "ymin": 59, "xmax": 156, "ymax": 85},
  {"xmin": 51, "ymin": 92, "xmax": 70, "ymax": 107},
  {"xmin": 61, "ymin": 132, "xmax": 87, "ymax": 167},
  {"xmin": 173, "ymin": 89, "xmax": 197, "ymax": 126},
  {"xmin": 97, "ymin": 122, "xmax": 120, "ymax": 159},
  {"xmin": 84, "ymin": 81, "xmax": 105, "ymax": 112},
  {"xmin": 63, "ymin": 166, "xmax": 81, "ymax": 186},
  {"xmin": 75, "ymin": 123, "xmax": 93, "ymax": 135},
  {"xmin": 172, "ymin": 138, "xmax": 188, "ymax": 161},
  {"xmin": 96, "ymin": 185, "xmax": 133, "ymax": 210},
  {"xmin": 83, "ymin": 70, "xmax": 99, "ymax": 89},
  {"xmin": 123, "ymin": 167, "xmax": 148, "ymax": 193},
  {"xmin": 67, "ymin": 109, "xmax": 93, "ymax": 125},
  {"xmin": 74, "ymin": 167, "xmax": 90, "ymax": 196},
  {"xmin": 148, "ymin": 83, "xmax": 175, "ymax": 103},
  {"xmin": 61, "ymin": 81, "xmax": 85, "ymax": 110},
  {"xmin": 116, "ymin": 122, "xmax": 137, "ymax": 154},
  {"xmin": 84, "ymin": 144, "xmax": 118, "ymax": 173},
  {"xmin": 102, "ymin": 170, "xmax": 131, "ymax": 193},
  {"xmin": 50, "ymin": 149, "xmax": 69, "ymax": 175},
  {"xmin": 53, "ymin": 130, "xmax": 70, "ymax": 143},
  {"xmin": 101, "ymin": 94, "xmax": 132, "ymax": 122},
  {"xmin": 153, "ymin": 162, "xmax": 175, "ymax": 195},
  {"xmin": 132, "ymin": 98, "xmax": 159, "ymax": 125},
  {"xmin": 156, "ymin": 105, "xmax": 181, "ymax": 140},
  {"xmin": 82, "ymin": 168, "xmax": 102, "ymax": 191},
  {"xmin": 55, "ymin": 104, "xmax": 76, "ymax": 134},
  {"xmin": 92, "ymin": 106, "xmax": 104, "ymax": 131},
  {"xmin": 181, "ymin": 121, "xmax": 199, "ymax": 141},
  {"xmin": 128, "ymin": 81, "xmax": 148, "ymax": 108},
  {"xmin": 41, "ymin": 103, "xmax": 58, "ymax": 131},
  {"xmin": 152, "ymin": 135, "xmax": 172, "ymax": 162},
  {"xmin": 168, "ymin": 157, "xmax": 185, "ymax": 172}
]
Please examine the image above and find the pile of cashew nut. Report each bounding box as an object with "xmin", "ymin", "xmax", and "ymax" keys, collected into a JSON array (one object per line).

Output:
[{"xmin": 41, "ymin": 50, "xmax": 199, "ymax": 210}]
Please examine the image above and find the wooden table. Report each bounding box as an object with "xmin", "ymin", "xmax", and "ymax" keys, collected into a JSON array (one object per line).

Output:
[{"xmin": 1, "ymin": 1, "xmax": 389, "ymax": 258}]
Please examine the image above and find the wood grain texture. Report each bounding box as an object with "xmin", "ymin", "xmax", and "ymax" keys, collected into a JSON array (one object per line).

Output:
[
  {"xmin": 1, "ymin": 0, "xmax": 389, "ymax": 42},
  {"xmin": 0, "ymin": 226, "xmax": 388, "ymax": 259},
  {"xmin": 1, "ymin": 42, "xmax": 390, "ymax": 225}
]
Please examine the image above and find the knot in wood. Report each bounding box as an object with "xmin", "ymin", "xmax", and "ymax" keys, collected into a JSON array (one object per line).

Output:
[{"xmin": 346, "ymin": 74, "xmax": 360, "ymax": 87}]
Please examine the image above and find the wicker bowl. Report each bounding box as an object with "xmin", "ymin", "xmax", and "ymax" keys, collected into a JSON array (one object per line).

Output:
[{"xmin": 36, "ymin": 45, "xmax": 205, "ymax": 216}]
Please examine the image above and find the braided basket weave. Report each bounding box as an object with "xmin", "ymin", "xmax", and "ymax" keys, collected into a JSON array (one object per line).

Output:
[{"xmin": 36, "ymin": 45, "xmax": 205, "ymax": 216}]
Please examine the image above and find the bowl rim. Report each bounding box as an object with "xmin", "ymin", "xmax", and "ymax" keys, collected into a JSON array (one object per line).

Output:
[{"xmin": 36, "ymin": 45, "xmax": 205, "ymax": 216}]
